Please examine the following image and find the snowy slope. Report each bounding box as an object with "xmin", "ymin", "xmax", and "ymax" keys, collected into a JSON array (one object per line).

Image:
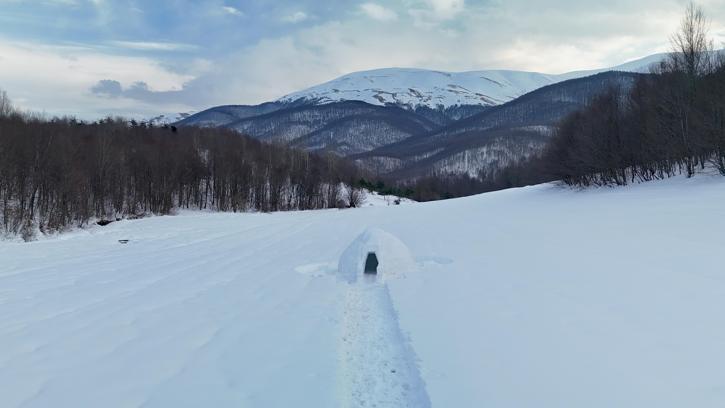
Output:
[
  {"xmin": 147, "ymin": 111, "xmax": 195, "ymax": 126},
  {"xmin": 2, "ymin": 174, "xmax": 725, "ymax": 407},
  {"xmin": 279, "ymin": 68, "xmax": 560, "ymax": 108},
  {"xmin": 278, "ymin": 54, "xmax": 664, "ymax": 109}
]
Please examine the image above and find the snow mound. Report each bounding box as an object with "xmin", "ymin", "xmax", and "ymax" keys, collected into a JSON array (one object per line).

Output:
[{"xmin": 337, "ymin": 228, "xmax": 417, "ymax": 284}]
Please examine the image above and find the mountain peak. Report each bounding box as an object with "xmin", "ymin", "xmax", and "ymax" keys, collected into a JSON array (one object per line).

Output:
[{"xmin": 277, "ymin": 54, "xmax": 663, "ymax": 110}]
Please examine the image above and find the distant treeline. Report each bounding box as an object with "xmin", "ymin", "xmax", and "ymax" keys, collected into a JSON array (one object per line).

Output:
[
  {"xmin": 0, "ymin": 110, "xmax": 362, "ymax": 239},
  {"xmin": 358, "ymin": 163, "xmax": 545, "ymax": 202}
]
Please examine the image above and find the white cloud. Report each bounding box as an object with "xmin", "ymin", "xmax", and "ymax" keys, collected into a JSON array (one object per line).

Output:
[
  {"xmin": 424, "ymin": 0, "xmax": 464, "ymax": 18},
  {"xmin": 407, "ymin": 0, "xmax": 465, "ymax": 27},
  {"xmin": 282, "ymin": 11, "xmax": 309, "ymax": 23},
  {"xmin": 3, "ymin": 0, "xmax": 723, "ymax": 119},
  {"xmin": 44, "ymin": 0, "xmax": 80, "ymax": 6},
  {"xmin": 186, "ymin": 1, "xmax": 690, "ymax": 107},
  {"xmin": 110, "ymin": 41, "xmax": 198, "ymax": 51},
  {"xmin": 0, "ymin": 39, "xmax": 194, "ymax": 119},
  {"xmin": 360, "ymin": 3, "xmax": 398, "ymax": 22},
  {"xmin": 222, "ymin": 6, "xmax": 243, "ymax": 16}
]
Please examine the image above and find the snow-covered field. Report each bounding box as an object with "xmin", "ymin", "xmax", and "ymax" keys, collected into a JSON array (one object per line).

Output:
[{"xmin": 2, "ymin": 175, "xmax": 725, "ymax": 407}]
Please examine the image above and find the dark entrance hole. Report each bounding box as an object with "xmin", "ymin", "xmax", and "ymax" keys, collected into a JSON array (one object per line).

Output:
[{"xmin": 364, "ymin": 252, "xmax": 379, "ymax": 274}]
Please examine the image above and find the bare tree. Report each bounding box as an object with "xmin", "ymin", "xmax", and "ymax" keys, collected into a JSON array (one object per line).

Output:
[
  {"xmin": 346, "ymin": 186, "xmax": 365, "ymax": 208},
  {"xmin": 660, "ymin": 3, "xmax": 716, "ymax": 175},
  {"xmin": 0, "ymin": 115, "xmax": 364, "ymax": 239},
  {"xmin": 535, "ymin": 3, "xmax": 725, "ymax": 187},
  {"xmin": 668, "ymin": 2, "xmax": 714, "ymax": 78},
  {"xmin": 0, "ymin": 89, "xmax": 13, "ymax": 118}
]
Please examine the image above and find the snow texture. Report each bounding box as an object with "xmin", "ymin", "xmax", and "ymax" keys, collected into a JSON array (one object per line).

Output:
[{"xmin": 2, "ymin": 173, "xmax": 725, "ymax": 407}]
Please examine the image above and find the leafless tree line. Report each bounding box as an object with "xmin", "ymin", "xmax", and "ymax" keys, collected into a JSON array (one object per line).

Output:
[
  {"xmin": 542, "ymin": 3, "xmax": 725, "ymax": 186},
  {"xmin": 0, "ymin": 109, "xmax": 362, "ymax": 239}
]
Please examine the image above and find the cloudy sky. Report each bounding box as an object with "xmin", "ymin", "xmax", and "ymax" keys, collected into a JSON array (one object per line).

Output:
[{"xmin": 1, "ymin": 0, "xmax": 724, "ymax": 119}]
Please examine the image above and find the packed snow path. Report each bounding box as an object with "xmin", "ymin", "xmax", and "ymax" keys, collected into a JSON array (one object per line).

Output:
[{"xmin": 339, "ymin": 277, "xmax": 431, "ymax": 408}]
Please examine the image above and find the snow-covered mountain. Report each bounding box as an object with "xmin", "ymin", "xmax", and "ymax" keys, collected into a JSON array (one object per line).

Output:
[
  {"xmin": 148, "ymin": 111, "xmax": 196, "ymax": 126},
  {"xmin": 178, "ymin": 53, "xmax": 666, "ymax": 179},
  {"xmin": 354, "ymin": 71, "xmax": 642, "ymax": 178},
  {"xmin": 279, "ymin": 68, "xmax": 558, "ymax": 108},
  {"xmin": 278, "ymin": 53, "xmax": 665, "ymax": 109}
]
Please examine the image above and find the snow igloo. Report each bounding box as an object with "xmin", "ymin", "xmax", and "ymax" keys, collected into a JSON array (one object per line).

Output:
[{"xmin": 337, "ymin": 228, "xmax": 417, "ymax": 284}]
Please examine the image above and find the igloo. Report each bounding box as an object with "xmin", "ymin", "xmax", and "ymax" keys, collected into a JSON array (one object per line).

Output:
[{"xmin": 337, "ymin": 228, "xmax": 417, "ymax": 284}]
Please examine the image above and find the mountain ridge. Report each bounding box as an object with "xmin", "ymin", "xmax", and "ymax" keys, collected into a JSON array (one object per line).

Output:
[
  {"xmin": 276, "ymin": 53, "xmax": 664, "ymax": 110},
  {"xmin": 176, "ymin": 53, "xmax": 666, "ymax": 180}
]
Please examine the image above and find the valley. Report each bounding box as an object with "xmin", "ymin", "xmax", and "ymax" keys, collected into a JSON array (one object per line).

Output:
[{"xmin": 178, "ymin": 54, "xmax": 661, "ymax": 180}]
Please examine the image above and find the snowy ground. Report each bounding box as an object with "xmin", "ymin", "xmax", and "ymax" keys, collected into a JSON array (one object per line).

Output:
[
  {"xmin": 360, "ymin": 190, "xmax": 415, "ymax": 207},
  {"xmin": 2, "ymin": 175, "xmax": 725, "ymax": 407}
]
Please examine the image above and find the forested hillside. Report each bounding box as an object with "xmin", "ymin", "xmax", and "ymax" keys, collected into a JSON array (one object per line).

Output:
[
  {"xmin": 355, "ymin": 71, "xmax": 641, "ymax": 179},
  {"xmin": 224, "ymin": 101, "xmax": 438, "ymax": 155},
  {"xmin": 0, "ymin": 104, "xmax": 362, "ymax": 239}
]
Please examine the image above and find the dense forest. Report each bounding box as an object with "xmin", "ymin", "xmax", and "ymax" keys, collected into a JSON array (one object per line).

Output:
[{"xmin": 0, "ymin": 103, "xmax": 363, "ymax": 239}]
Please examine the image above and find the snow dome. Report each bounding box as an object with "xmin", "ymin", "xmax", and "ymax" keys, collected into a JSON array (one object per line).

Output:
[{"xmin": 337, "ymin": 228, "xmax": 417, "ymax": 284}]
